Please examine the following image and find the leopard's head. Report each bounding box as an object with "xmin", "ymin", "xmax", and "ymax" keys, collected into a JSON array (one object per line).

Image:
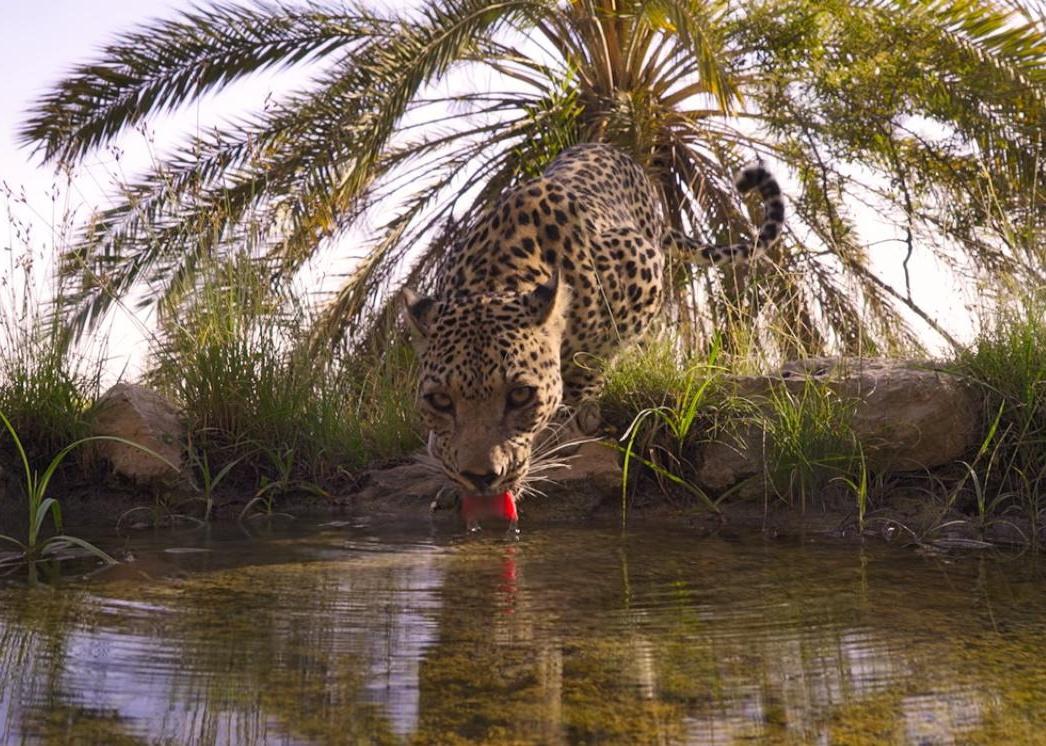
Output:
[{"xmin": 401, "ymin": 275, "xmax": 570, "ymax": 497}]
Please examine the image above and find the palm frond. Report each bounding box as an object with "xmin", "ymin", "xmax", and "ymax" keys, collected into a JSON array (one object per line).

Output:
[
  {"xmin": 21, "ymin": 1, "xmax": 388, "ymax": 164},
  {"xmin": 641, "ymin": 0, "xmax": 740, "ymax": 110},
  {"xmin": 21, "ymin": 0, "xmax": 1046, "ymax": 357},
  {"xmin": 57, "ymin": 0, "xmax": 549, "ymax": 333}
]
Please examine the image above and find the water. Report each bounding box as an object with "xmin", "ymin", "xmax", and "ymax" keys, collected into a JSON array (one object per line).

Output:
[{"xmin": 1, "ymin": 520, "xmax": 1044, "ymax": 744}]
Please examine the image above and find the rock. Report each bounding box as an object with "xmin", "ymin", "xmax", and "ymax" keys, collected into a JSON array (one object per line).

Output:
[
  {"xmin": 352, "ymin": 440, "xmax": 623, "ymax": 519},
  {"xmin": 353, "ymin": 460, "xmax": 450, "ymax": 516},
  {"xmin": 90, "ymin": 384, "xmax": 185, "ymax": 482},
  {"xmin": 695, "ymin": 357, "xmax": 982, "ymax": 490},
  {"xmin": 533, "ymin": 439, "xmax": 622, "ymax": 495},
  {"xmin": 694, "ymin": 438, "xmax": 760, "ymax": 493},
  {"xmin": 789, "ymin": 357, "xmax": 981, "ymax": 471}
]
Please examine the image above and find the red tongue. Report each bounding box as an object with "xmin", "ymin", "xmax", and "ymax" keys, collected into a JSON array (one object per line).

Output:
[
  {"xmin": 461, "ymin": 491, "xmax": 517, "ymax": 524},
  {"xmin": 499, "ymin": 491, "xmax": 518, "ymax": 521}
]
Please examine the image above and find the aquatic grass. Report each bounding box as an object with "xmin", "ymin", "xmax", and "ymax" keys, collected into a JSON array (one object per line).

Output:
[
  {"xmin": 187, "ymin": 439, "xmax": 247, "ymax": 522},
  {"xmin": 114, "ymin": 488, "xmax": 210, "ymax": 530},
  {"xmin": 0, "ymin": 407, "xmax": 112, "ymax": 565},
  {"xmin": 0, "ymin": 410, "xmax": 175, "ymax": 567},
  {"xmin": 239, "ymin": 445, "xmax": 327, "ymax": 520},
  {"xmin": 832, "ymin": 445, "xmax": 869, "ymax": 533},
  {"xmin": 934, "ymin": 403, "xmax": 1026, "ymax": 540}
]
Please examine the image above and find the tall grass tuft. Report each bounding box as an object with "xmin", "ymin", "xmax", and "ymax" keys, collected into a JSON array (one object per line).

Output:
[
  {"xmin": 953, "ymin": 292, "xmax": 1046, "ymax": 539},
  {"xmin": 757, "ymin": 378, "xmax": 862, "ymax": 511},
  {"xmin": 0, "ymin": 325, "xmax": 100, "ymax": 472},
  {"xmin": 0, "ymin": 212, "xmax": 102, "ymax": 476},
  {"xmin": 601, "ymin": 337, "xmax": 722, "ymax": 425},
  {"xmin": 606, "ymin": 337, "xmax": 728, "ymax": 518},
  {"xmin": 149, "ymin": 255, "xmax": 420, "ymax": 500}
]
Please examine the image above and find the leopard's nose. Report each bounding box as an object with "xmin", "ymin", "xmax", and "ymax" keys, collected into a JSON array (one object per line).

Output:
[{"xmin": 461, "ymin": 470, "xmax": 500, "ymax": 493}]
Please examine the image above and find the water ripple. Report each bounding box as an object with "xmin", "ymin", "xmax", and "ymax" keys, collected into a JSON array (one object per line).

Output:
[{"xmin": 0, "ymin": 524, "xmax": 1042, "ymax": 744}]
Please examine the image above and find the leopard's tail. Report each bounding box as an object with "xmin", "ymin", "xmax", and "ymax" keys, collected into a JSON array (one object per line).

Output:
[{"xmin": 662, "ymin": 163, "xmax": 785, "ymax": 265}]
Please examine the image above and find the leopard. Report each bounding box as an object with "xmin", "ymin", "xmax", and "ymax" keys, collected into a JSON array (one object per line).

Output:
[{"xmin": 401, "ymin": 143, "xmax": 784, "ymax": 504}]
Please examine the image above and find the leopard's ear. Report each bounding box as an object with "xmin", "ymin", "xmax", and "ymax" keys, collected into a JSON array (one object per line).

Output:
[
  {"xmin": 524, "ymin": 271, "xmax": 571, "ymax": 329},
  {"xmin": 400, "ymin": 288, "xmax": 437, "ymax": 343}
]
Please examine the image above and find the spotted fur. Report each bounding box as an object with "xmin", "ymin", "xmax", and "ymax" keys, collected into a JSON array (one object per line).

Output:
[{"xmin": 402, "ymin": 144, "xmax": 784, "ymax": 498}]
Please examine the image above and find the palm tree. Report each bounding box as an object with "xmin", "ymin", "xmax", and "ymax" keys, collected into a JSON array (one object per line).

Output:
[{"xmin": 21, "ymin": 0, "xmax": 1046, "ymax": 356}]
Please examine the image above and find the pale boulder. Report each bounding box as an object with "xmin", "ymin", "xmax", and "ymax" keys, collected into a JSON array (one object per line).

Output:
[
  {"xmin": 696, "ymin": 358, "xmax": 982, "ymax": 490},
  {"xmin": 91, "ymin": 384, "xmax": 185, "ymax": 482},
  {"xmin": 780, "ymin": 357, "xmax": 981, "ymax": 472}
]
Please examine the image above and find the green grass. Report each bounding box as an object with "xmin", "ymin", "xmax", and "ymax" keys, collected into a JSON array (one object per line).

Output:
[
  {"xmin": 951, "ymin": 292, "xmax": 1046, "ymax": 540},
  {"xmin": 605, "ymin": 337, "xmax": 771, "ymax": 517},
  {"xmin": 0, "ymin": 229, "xmax": 105, "ymax": 503},
  {"xmin": 613, "ymin": 339, "xmax": 727, "ymax": 520},
  {"xmin": 0, "ymin": 410, "xmax": 175, "ymax": 570},
  {"xmin": 239, "ymin": 445, "xmax": 326, "ymax": 521},
  {"xmin": 756, "ymin": 378, "xmax": 862, "ymax": 511},
  {"xmin": 604, "ymin": 336, "xmax": 868, "ymax": 521},
  {"xmin": 148, "ymin": 255, "xmax": 421, "ymax": 504},
  {"xmin": 601, "ymin": 337, "xmax": 728, "ymax": 424},
  {"xmin": 0, "ymin": 335, "xmax": 100, "ymax": 473},
  {"xmin": 0, "ymin": 409, "xmax": 115, "ymax": 566}
]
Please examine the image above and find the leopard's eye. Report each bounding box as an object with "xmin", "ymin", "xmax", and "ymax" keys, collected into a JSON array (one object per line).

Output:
[
  {"xmin": 507, "ymin": 385, "xmax": 537, "ymax": 408},
  {"xmin": 423, "ymin": 392, "xmax": 454, "ymax": 413}
]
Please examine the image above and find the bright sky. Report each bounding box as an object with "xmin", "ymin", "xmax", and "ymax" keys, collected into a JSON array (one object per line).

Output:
[
  {"xmin": 2, "ymin": 3, "xmax": 170, "ymax": 381},
  {"xmin": 1, "ymin": 0, "xmax": 975, "ymax": 383},
  {"xmin": 1, "ymin": 2, "xmax": 170, "ymax": 186},
  {"xmin": 1, "ymin": 1, "xmax": 299, "ymax": 380}
]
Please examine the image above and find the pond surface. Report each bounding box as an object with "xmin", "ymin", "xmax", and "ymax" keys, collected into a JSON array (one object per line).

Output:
[{"xmin": 1, "ymin": 519, "xmax": 1044, "ymax": 745}]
